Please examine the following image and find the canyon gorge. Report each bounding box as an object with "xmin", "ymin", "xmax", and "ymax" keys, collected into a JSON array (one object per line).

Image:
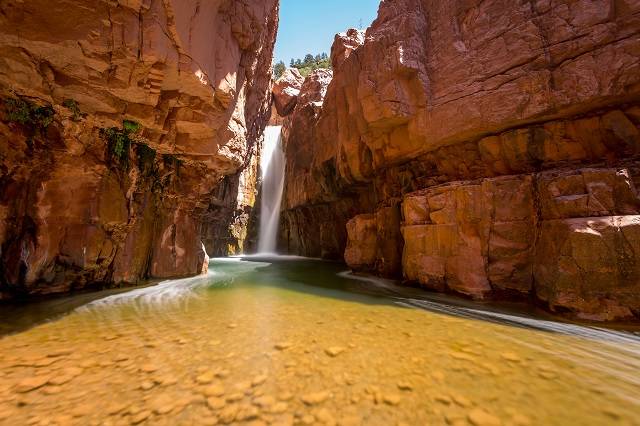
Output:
[
  {"xmin": 1, "ymin": 1, "xmax": 640, "ymax": 425},
  {"xmin": 0, "ymin": 0, "xmax": 278, "ymax": 297},
  {"xmin": 1, "ymin": 0, "xmax": 640, "ymax": 322}
]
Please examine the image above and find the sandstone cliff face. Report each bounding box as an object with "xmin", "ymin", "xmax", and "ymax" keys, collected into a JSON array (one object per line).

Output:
[
  {"xmin": 0, "ymin": 0, "xmax": 278, "ymax": 298},
  {"xmin": 281, "ymin": 0, "xmax": 640, "ymax": 320}
]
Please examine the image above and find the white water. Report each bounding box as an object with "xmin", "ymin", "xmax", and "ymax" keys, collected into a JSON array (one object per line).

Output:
[{"xmin": 258, "ymin": 126, "xmax": 285, "ymax": 253}]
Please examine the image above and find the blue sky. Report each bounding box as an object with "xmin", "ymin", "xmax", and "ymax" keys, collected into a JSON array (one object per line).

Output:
[{"xmin": 274, "ymin": 0, "xmax": 381, "ymax": 65}]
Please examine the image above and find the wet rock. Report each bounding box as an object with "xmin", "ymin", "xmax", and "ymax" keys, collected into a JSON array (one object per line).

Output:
[
  {"xmin": 219, "ymin": 405, "xmax": 239, "ymax": 424},
  {"xmin": 226, "ymin": 392, "xmax": 244, "ymax": 402},
  {"xmin": 140, "ymin": 380, "xmax": 156, "ymax": 391},
  {"xmin": 70, "ymin": 404, "xmax": 93, "ymax": 418},
  {"xmin": 435, "ymin": 395, "xmax": 452, "ymax": 405},
  {"xmin": 301, "ymin": 415, "xmax": 316, "ymax": 425},
  {"xmin": 207, "ymin": 397, "xmax": 227, "ymax": 410},
  {"xmin": 201, "ymin": 417, "xmax": 220, "ymax": 426},
  {"xmin": 251, "ymin": 374, "xmax": 268, "ymax": 387},
  {"xmin": 501, "ymin": 352, "xmax": 521, "ymax": 362},
  {"xmin": 130, "ymin": 410, "xmax": 152, "ymax": 425},
  {"xmin": 301, "ymin": 391, "xmax": 330, "ymax": 405},
  {"xmin": 234, "ymin": 381, "xmax": 252, "ymax": 393},
  {"xmin": 382, "ymin": 393, "xmax": 401, "ymax": 406},
  {"xmin": 314, "ymin": 408, "xmax": 336, "ymax": 425},
  {"xmin": 278, "ymin": 392, "xmax": 294, "ymax": 401},
  {"xmin": 252, "ymin": 395, "xmax": 276, "ymax": 408},
  {"xmin": 203, "ymin": 384, "xmax": 226, "ymax": 397},
  {"xmin": 324, "ymin": 347, "xmax": 346, "ymax": 357},
  {"xmin": 215, "ymin": 369, "xmax": 230, "ymax": 379},
  {"xmin": 451, "ymin": 394, "xmax": 472, "ymax": 408},
  {"xmin": 236, "ymin": 405, "xmax": 260, "ymax": 421},
  {"xmin": 397, "ymin": 382, "xmax": 413, "ymax": 392},
  {"xmin": 511, "ymin": 414, "xmax": 532, "ymax": 425},
  {"xmin": 445, "ymin": 412, "xmax": 467, "ymax": 426},
  {"xmin": 106, "ymin": 403, "xmax": 129, "ymax": 416},
  {"xmin": 42, "ymin": 385, "xmax": 63, "ymax": 395},
  {"xmin": 468, "ymin": 409, "xmax": 502, "ymax": 426},
  {"xmin": 15, "ymin": 376, "xmax": 49, "ymax": 393},
  {"xmin": 140, "ymin": 364, "xmax": 159, "ymax": 374},
  {"xmin": 196, "ymin": 372, "xmax": 215, "ymax": 385},
  {"xmin": 270, "ymin": 402, "xmax": 289, "ymax": 414},
  {"xmin": 272, "ymin": 413, "xmax": 295, "ymax": 426},
  {"xmin": 274, "ymin": 342, "xmax": 293, "ymax": 351},
  {"xmin": 46, "ymin": 349, "xmax": 72, "ymax": 358},
  {"xmin": 149, "ymin": 395, "xmax": 175, "ymax": 415}
]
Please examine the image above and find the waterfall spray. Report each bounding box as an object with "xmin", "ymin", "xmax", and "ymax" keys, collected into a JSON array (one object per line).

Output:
[{"xmin": 258, "ymin": 126, "xmax": 285, "ymax": 253}]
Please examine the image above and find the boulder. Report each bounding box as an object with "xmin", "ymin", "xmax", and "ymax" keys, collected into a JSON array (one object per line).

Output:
[
  {"xmin": 272, "ymin": 68, "xmax": 305, "ymax": 117},
  {"xmin": 534, "ymin": 216, "xmax": 640, "ymax": 321}
]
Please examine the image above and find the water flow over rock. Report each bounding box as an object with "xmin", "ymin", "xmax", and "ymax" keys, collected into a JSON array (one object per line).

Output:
[{"xmin": 258, "ymin": 126, "xmax": 285, "ymax": 253}]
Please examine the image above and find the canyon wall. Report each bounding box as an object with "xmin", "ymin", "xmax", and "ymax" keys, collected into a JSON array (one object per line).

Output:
[
  {"xmin": 0, "ymin": 0, "xmax": 278, "ymax": 298},
  {"xmin": 279, "ymin": 0, "xmax": 640, "ymax": 320}
]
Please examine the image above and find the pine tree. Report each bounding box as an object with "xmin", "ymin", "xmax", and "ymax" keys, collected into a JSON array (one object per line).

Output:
[{"xmin": 273, "ymin": 61, "xmax": 286, "ymax": 79}]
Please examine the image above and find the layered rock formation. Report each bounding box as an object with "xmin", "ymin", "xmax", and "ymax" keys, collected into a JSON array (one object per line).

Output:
[
  {"xmin": 280, "ymin": 0, "xmax": 640, "ymax": 320},
  {"xmin": 0, "ymin": 0, "xmax": 278, "ymax": 298}
]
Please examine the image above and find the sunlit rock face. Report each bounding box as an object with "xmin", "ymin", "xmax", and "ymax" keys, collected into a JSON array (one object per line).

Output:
[
  {"xmin": 280, "ymin": 0, "xmax": 640, "ymax": 319},
  {"xmin": 272, "ymin": 68, "xmax": 305, "ymax": 117},
  {"xmin": 0, "ymin": 0, "xmax": 279, "ymax": 297}
]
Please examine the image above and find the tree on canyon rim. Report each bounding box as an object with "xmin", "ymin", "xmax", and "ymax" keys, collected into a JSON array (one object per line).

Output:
[{"xmin": 273, "ymin": 53, "xmax": 331, "ymax": 78}]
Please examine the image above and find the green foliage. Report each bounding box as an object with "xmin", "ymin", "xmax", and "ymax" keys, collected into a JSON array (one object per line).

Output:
[
  {"xmin": 100, "ymin": 120, "xmax": 142, "ymax": 168},
  {"xmin": 288, "ymin": 52, "xmax": 331, "ymax": 77},
  {"xmin": 273, "ymin": 61, "xmax": 286, "ymax": 79},
  {"xmin": 62, "ymin": 99, "xmax": 82, "ymax": 121},
  {"xmin": 101, "ymin": 127, "xmax": 131, "ymax": 166},
  {"xmin": 3, "ymin": 96, "xmax": 55, "ymax": 148},
  {"xmin": 4, "ymin": 97, "xmax": 54, "ymax": 130},
  {"xmin": 5, "ymin": 97, "xmax": 31, "ymax": 124},
  {"xmin": 123, "ymin": 120, "xmax": 141, "ymax": 132}
]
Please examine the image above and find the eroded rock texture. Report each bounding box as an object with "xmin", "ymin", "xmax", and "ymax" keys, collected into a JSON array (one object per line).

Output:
[
  {"xmin": 272, "ymin": 68, "xmax": 304, "ymax": 117},
  {"xmin": 0, "ymin": 0, "xmax": 278, "ymax": 298},
  {"xmin": 280, "ymin": 0, "xmax": 640, "ymax": 320}
]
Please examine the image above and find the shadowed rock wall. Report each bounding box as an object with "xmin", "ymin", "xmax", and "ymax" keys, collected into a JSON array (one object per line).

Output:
[{"xmin": 0, "ymin": 0, "xmax": 278, "ymax": 298}]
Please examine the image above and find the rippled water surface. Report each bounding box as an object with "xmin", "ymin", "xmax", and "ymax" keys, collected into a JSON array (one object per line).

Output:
[{"xmin": 0, "ymin": 257, "xmax": 639, "ymax": 426}]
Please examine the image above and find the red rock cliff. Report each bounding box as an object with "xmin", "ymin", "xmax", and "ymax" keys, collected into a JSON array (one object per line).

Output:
[
  {"xmin": 280, "ymin": 0, "xmax": 640, "ymax": 320},
  {"xmin": 0, "ymin": 0, "xmax": 278, "ymax": 297}
]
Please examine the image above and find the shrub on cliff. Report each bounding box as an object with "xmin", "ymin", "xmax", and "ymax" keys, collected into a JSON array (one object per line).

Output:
[
  {"xmin": 288, "ymin": 52, "xmax": 331, "ymax": 77},
  {"xmin": 100, "ymin": 120, "xmax": 143, "ymax": 168},
  {"xmin": 273, "ymin": 61, "xmax": 286, "ymax": 79},
  {"xmin": 4, "ymin": 97, "xmax": 54, "ymax": 130},
  {"xmin": 3, "ymin": 96, "xmax": 55, "ymax": 147}
]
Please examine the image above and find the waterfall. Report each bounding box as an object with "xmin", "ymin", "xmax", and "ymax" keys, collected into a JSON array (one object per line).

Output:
[{"xmin": 258, "ymin": 126, "xmax": 285, "ymax": 254}]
